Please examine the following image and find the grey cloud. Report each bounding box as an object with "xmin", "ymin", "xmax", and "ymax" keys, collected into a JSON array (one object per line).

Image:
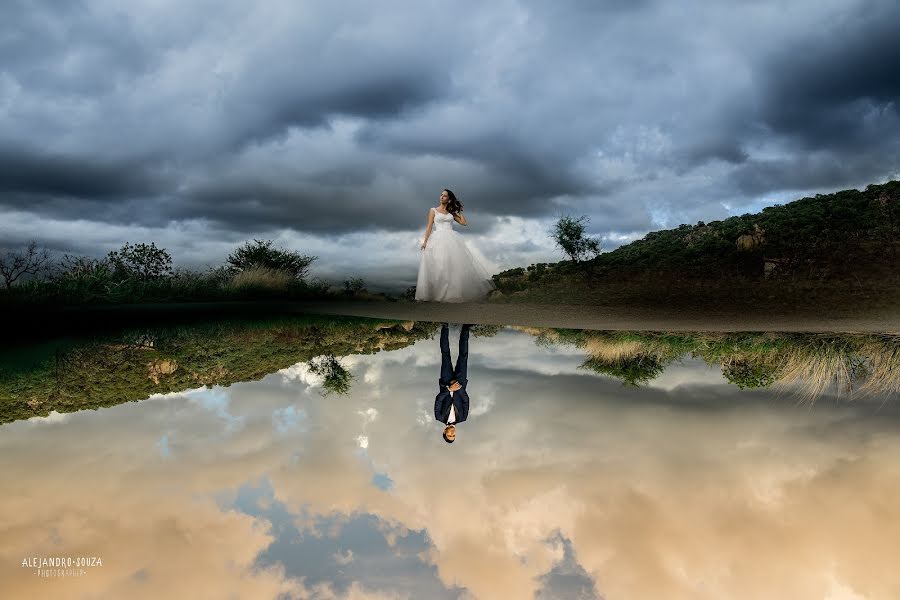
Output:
[
  {"xmin": 235, "ymin": 480, "xmax": 464, "ymax": 599},
  {"xmin": 680, "ymin": 138, "xmax": 749, "ymax": 169},
  {"xmin": 730, "ymin": 155, "xmax": 886, "ymax": 196},
  {"xmin": 0, "ymin": 0, "xmax": 156, "ymax": 96},
  {"xmin": 535, "ymin": 533, "xmax": 602, "ymax": 600}
]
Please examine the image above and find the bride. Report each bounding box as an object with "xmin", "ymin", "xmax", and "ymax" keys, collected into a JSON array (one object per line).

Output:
[{"xmin": 415, "ymin": 189, "xmax": 496, "ymax": 303}]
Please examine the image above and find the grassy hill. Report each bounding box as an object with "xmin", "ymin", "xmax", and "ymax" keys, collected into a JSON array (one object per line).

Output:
[{"xmin": 493, "ymin": 180, "xmax": 900, "ymax": 308}]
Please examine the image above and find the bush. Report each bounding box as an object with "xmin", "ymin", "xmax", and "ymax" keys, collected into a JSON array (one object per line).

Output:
[
  {"xmin": 305, "ymin": 277, "xmax": 333, "ymax": 296},
  {"xmin": 343, "ymin": 277, "xmax": 366, "ymax": 296},
  {"xmin": 106, "ymin": 242, "xmax": 173, "ymax": 281},
  {"xmin": 227, "ymin": 239, "xmax": 317, "ymax": 280}
]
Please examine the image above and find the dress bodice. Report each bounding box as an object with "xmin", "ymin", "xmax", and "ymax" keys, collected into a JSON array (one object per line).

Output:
[{"xmin": 432, "ymin": 208, "xmax": 455, "ymax": 231}]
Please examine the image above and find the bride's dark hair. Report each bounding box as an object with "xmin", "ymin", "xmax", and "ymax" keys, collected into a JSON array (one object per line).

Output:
[{"xmin": 444, "ymin": 189, "xmax": 464, "ymax": 215}]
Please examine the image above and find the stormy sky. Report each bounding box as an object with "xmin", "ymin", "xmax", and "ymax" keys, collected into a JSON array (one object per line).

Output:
[{"xmin": 2, "ymin": 0, "xmax": 899, "ymax": 289}]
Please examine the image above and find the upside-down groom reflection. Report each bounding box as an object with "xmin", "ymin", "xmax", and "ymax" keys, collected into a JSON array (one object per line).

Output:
[{"xmin": 434, "ymin": 323, "xmax": 471, "ymax": 443}]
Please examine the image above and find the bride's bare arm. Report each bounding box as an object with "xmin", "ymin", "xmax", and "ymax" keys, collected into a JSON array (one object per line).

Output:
[
  {"xmin": 421, "ymin": 209, "xmax": 435, "ymax": 249},
  {"xmin": 453, "ymin": 212, "xmax": 468, "ymax": 226}
]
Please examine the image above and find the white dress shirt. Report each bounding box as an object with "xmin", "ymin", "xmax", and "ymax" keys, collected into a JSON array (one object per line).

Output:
[{"xmin": 447, "ymin": 390, "xmax": 456, "ymax": 424}]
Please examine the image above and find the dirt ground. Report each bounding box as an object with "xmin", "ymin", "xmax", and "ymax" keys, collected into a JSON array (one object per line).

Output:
[{"xmin": 297, "ymin": 300, "xmax": 900, "ymax": 333}]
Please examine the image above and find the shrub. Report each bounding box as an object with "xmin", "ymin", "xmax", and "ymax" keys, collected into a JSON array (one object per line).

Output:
[
  {"xmin": 343, "ymin": 277, "xmax": 366, "ymax": 296},
  {"xmin": 106, "ymin": 242, "xmax": 173, "ymax": 281},
  {"xmin": 227, "ymin": 239, "xmax": 317, "ymax": 280}
]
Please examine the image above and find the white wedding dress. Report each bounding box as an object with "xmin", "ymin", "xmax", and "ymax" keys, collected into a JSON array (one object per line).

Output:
[{"xmin": 415, "ymin": 208, "xmax": 496, "ymax": 302}]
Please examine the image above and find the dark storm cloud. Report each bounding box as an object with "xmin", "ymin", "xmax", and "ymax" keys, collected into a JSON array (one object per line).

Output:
[
  {"xmin": 730, "ymin": 154, "xmax": 889, "ymax": 197},
  {"xmin": 179, "ymin": 179, "xmax": 379, "ymax": 234},
  {"xmin": 683, "ymin": 0, "xmax": 900, "ymax": 194},
  {"xmin": 0, "ymin": 146, "xmax": 166, "ymax": 201},
  {"xmin": 353, "ymin": 128, "xmax": 602, "ymax": 216},
  {"xmin": 217, "ymin": 46, "xmax": 457, "ymax": 155},
  {"xmin": 757, "ymin": 0, "xmax": 900, "ymax": 149}
]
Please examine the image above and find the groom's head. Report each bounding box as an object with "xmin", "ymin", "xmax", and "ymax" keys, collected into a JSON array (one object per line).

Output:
[{"xmin": 443, "ymin": 425, "xmax": 456, "ymax": 443}]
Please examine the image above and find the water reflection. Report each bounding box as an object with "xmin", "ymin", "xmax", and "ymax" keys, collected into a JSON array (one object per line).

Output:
[
  {"xmin": 525, "ymin": 328, "xmax": 900, "ymax": 401},
  {"xmin": 1, "ymin": 318, "xmax": 899, "ymax": 599},
  {"xmin": 436, "ymin": 324, "xmax": 471, "ymax": 443},
  {"xmin": 0, "ymin": 316, "xmax": 439, "ymax": 425}
]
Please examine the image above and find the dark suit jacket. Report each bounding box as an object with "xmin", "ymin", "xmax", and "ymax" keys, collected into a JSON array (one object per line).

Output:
[
  {"xmin": 435, "ymin": 324, "xmax": 470, "ymax": 424},
  {"xmin": 434, "ymin": 385, "xmax": 469, "ymax": 424}
]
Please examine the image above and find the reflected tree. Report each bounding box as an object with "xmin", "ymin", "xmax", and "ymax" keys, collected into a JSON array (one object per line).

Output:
[
  {"xmin": 470, "ymin": 324, "xmax": 502, "ymax": 338},
  {"xmin": 579, "ymin": 355, "xmax": 668, "ymax": 387},
  {"xmin": 721, "ymin": 358, "xmax": 779, "ymax": 390},
  {"xmin": 307, "ymin": 354, "xmax": 354, "ymax": 397}
]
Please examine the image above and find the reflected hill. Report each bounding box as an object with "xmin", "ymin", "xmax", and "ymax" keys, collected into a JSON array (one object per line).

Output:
[
  {"xmin": 0, "ymin": 316, "xmax": 438, "ymax": 425},
  {"xmin": 522, "ymin": 328, "xmax": 900, "ymax": 401}
]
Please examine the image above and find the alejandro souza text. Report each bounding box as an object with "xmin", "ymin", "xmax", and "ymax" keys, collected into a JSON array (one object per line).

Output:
[{"xmin": 23, "ymin": 556, "xmax": 102, "ymax": 568}]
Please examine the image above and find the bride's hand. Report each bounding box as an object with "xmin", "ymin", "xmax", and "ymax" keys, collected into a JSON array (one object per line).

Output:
[{"xmin": 420, "ymin": 241, "xmax": 427, "ymax": 250}]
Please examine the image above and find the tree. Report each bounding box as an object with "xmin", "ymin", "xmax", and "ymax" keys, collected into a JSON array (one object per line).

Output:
[
  {"xmin": 0, "ymin": 241, "xmax": 53, "ymax": 290},
  {"xmin": 106, "ymin": 242, "xmax": 173, "ymax": 281},
  {"xmin": 226, "ymin": 239, "xmax": 317, "ymax": 280},
  {"xmin": 550, "ymin": 215, "xmax": 601, "ymax": 262}
]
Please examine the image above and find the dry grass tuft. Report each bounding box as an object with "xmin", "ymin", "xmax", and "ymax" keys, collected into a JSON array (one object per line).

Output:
[
  {"xmin": 859, "ymin": 337, "xmax": 900, "ymax": 397},
  {"xmin": 582, "ymin": 338, "xmax": 648, "ymax": 363},
  {"xmin": 227, "ymin": 267, "xmax": 293, "ymax": 291},
  {"xmin": 773, "ymin": 341, "xmax": 857, "ymax": 402}
]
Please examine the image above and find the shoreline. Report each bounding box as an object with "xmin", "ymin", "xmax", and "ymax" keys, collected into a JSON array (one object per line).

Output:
[
  {"xmin": 4, "ymin": 299, "xmax": 898, "ymax": 344},
  {"xmin": 298, "ymin": 300, "xmax": 900, "ymax": 333}
]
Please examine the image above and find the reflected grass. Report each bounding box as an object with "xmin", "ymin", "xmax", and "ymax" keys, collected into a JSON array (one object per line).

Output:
[
  {"xmin": 0, "ymin": 315, "xmax": 438, "ymax": 425},
  {"xmin": 532, "ymin": 329, "xmax": 900, "ymax": 402}
]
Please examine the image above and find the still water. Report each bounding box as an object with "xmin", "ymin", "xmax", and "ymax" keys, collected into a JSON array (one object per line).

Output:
[{"xmin": 1, "ymin": 316, "xmax": 899, "ymax": 599}]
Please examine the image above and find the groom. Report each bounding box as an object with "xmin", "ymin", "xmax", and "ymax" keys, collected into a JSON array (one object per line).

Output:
[{"xmin": 435, "ymin": 323, "xmax": 471, "ymax": 443}]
